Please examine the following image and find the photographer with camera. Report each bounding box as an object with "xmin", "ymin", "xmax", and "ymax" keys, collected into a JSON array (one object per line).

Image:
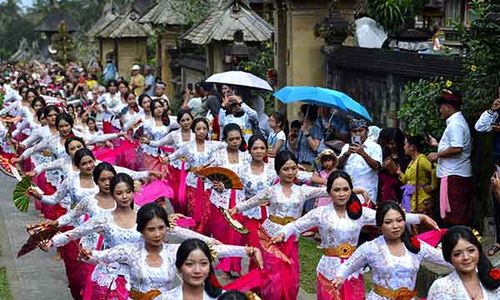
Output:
[
  {"xmin": 338, "ymin": 119, "xmax": 382, "ymax": 205},
  {"xmin": 219, "ymin": 86, "xmax": 258, "ymax": 142}
]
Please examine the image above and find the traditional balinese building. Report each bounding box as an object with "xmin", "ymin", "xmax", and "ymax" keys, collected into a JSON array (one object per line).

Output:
[
  {"xmin": 271, "ymin": 0, "xmax": 333, "ymax": 115},
  {"xmin": 182, "ymin": 0, "xmax": 273, "ymax": 75},
  {"xmin": 89, "ymin": 0, "xmax": 154, "ymax": 79},
  {"xmin": 35, "ymin": 9, "xmax": 79, "ymax": 60},
  {"xmin": 138, "ymin": 0, "xmax": 188, "ymax": 99}
]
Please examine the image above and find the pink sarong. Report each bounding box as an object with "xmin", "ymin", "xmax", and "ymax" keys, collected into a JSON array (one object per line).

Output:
[
  {"xmin": 317, "ymin": 272, "xmax": 365, "ymax": 300},
  {"xmin": 211, "ymin": 190, "xmax": 244, "ymax": 274},
  {"xmin": 258, "ymin": 228, "xmax": 299, "ymax": 300},
  {"xmin": 439, "ymin": 176, "xmax": 451, "ymax": 219}
]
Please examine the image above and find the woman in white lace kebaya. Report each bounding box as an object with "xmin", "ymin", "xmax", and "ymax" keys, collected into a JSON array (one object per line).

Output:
[
  {"xmin": 139, "ymin": 99, "xmax": 177, "ymax": 175},
  {"xmin": 230, "ymin": 150, "xmax": 329, "ymax": 300},
  {"xmin": 210, "ymin": 123, "xmax": 250, "ymax": 276},
  {"xmin": 273, "ymin": 170, "xmax": 439, "ymax": 300},
  {"xmin": 81, "ymin": 203, "xmax": 262, "ymax": 296},
  {"xmin": 162, "ymin": 238, "xmax": 251, "ymax": 300},
  {"xmin": 333, "ymin": 201, "xmax": 452, "ymax": 300},
  {"xmin": 140, "ymin": 109, "xmax": 195, "ymax": 212},
  {"xmin": 31, "ymin": 148, "xmax": 99, "ymax": 211},
  {"xmin": 428, "ymin": 226, "xmax": 500, "ymax": 300},
  {"xmin": 167, "ymin": 117, "xmax": 226, "ymax": 234},
  {"xmin": 236, "ymin": 135, "xmax": 277, "ymax": 252}
]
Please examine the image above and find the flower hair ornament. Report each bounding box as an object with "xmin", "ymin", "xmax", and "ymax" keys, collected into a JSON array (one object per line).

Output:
[
  {"xmin": 347, "ymin": 198, "xmax": 361, "ymax": 214},
  {"xmin": 207, "ymin": 243, "xmax": 218, "ymax": 261},
  {"xmin": 489, "ymin": 267, "xmax": 500, "ymax": 281},
  {"xmin": 409, "ymin": 235, "xmax": 421, "ymax": 251}
]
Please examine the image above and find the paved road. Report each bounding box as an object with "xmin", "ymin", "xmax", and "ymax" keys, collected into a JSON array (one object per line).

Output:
[{"xmin": 0, "ymin": 173, "xmax": 70, "ymax": 300}]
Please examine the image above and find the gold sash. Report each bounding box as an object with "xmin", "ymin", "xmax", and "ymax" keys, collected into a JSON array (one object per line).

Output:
[
  {"xmin": 373, "ymin": 284, "xmax": 417, "ymax": 300},
  {"xmin": 322, "ymin": 243, "xmax": 356, "ymax": 259}
]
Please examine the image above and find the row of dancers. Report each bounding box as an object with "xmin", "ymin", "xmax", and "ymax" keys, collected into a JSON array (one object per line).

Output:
[{"xmin": 1, "ymin": 85, "xmax": 499, "ymax": 299}]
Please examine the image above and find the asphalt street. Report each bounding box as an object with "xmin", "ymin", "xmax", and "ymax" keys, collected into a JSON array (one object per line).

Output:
[{"xmin": 0, "ymin": 173, "xmax": 70, "ymax": 300}]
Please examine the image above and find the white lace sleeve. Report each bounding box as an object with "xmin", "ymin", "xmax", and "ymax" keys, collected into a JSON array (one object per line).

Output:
[
  {"xmin": 51, "ymin": 217, "xmax": 107, "ymax": 248},
  {"xmin": 34, "ymin": 157, "xmax": 66, "ymax": 175},
  {"xmin": 86, "ymin": 133, "xmax": 119, "ymax": 145},
  {"xmin": 149, "ymin": 131, "xmax": 175, "ymax": 148},
  {"xmin": 166, "ymin": 226, "xmax": 215, "ymax": 244},
  {"xmin": 336, "ymin": 242, "xmax": 369, "ymax": 279},
  {"xmin": 302, "ymin": 185, "xmax": 329, "ymax": 199},
  {"xmin": 214, "ymin": 245, "xmax": 248, "ymax": 258},
  {"xmin": 112, "ymin": 164, "xmax": 149, "ymax": 180},
  {"xmin": 91, "ymin": 243, "xmax": 133, "ymax": 265},
  {"xmin": 20, "ymin": 128, "xmax": 42, "ymax": 148},
  {"xmin": 281, "ymin": 207, "xmax": 321, "ymax": 240},
  {"xmin": 405, "ymin": 213, "xmax": 421, "ymax": 225},
  {"xmin": 19, "ymin": 137, "xmax": 51, "ymax": 159},
  {"xmin": 296, "ymin": 171, "xmax": 313, "ymax": 182},
  {"xmin": 235, "ymin": 187, "xmax": 270, "ymax": 212},
  {"xmin": 56, "ymin": 196, "xmax": 94, "ymax": 227},
  {"xmin": 41, "ymin": 176, "xmax": 70, "ymax": 205},
  {"xmin": 419, "ymin": 241, "xmax": 453, "ymax": 269}
]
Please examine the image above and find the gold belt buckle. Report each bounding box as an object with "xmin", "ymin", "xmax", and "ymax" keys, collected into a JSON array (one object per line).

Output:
[
  {"xmin": 337, "ymin": 243, "xmax": 356, "ymax": 259},
  {"xmin": 42, "ymin": 149, "xmax": 52, "ymax": 157}
]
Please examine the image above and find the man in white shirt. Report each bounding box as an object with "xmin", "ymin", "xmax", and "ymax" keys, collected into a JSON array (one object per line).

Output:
[
  {"xmin": 428, "ymin": 89, "xmax": 473, "ymax": 226},
  {"xmin": 338, "ymin": 119, "xmax": 383, "ymax": 204}
]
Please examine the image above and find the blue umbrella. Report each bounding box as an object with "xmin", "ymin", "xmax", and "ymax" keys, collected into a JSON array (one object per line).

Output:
[{"xmin": 274, "ymin": 86, "xmax": 372, "ymax": 121}]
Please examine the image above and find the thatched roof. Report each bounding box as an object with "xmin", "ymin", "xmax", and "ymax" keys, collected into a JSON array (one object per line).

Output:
[
  {"xmin": 35, "ymin": 10, "xmax": 79, "ymax": 33},
  {"xmin": 138, "ymin": 0, "xmax": 187, "ymax": 26},
  {"xmin": 87, "ymin": 10, "xmax": 117, "ymax": 38},
  {"xmin": 182, "ymin": 0, "xmax": 272, "ymax": 45},
  {"xmin": 96, "ymin": 10, "xmax": 152, "ymax": 38}
]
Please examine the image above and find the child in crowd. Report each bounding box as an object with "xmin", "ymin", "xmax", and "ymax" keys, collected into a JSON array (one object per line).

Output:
[{"xmin": 267, "ymin": 111, "xmax": 287, "ymax": 157}]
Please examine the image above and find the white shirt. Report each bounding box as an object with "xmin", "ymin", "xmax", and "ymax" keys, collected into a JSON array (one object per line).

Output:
[
  {"xmin": 340, "ymin": 138, "xmax": 383, "ymax": 203},
  {"xmin": 437, "ymin": 111, "xmax": 472, "ymax": 178}
]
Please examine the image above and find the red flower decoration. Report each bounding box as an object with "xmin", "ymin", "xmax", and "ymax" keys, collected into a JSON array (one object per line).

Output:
[
  {"xmin": 489, "ymin": 268, "xmax": 500, "ymax": 280},
  {"xmin": 409, "ymin": 236, "xmax": 421, "ymax": 250},
  {"xmin": 348, "ymin": 200, "xmax": 361, "ymax": 214}
]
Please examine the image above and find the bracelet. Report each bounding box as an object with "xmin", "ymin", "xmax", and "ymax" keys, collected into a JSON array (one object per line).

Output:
[
  {"xmin": 305, "ymin": 134, "xmax": 311, "ymax": 138},
  {"xmin": 248, "ymin": 247, "xmax": 255, "ymax": 257}
]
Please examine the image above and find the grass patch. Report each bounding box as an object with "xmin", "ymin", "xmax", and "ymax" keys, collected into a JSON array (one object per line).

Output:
[
  {"xmin": 0, "ymin": 267, "xmax": 12, "ymax": 300},
  {"xmin": 298, "ymin": 237, "xmax": 323, "ymax": 293}
]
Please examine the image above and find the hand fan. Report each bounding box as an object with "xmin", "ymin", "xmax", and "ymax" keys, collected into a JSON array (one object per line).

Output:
[
  {"xmin": 13, "ymin": 176, "xmax": 32, "ymax": 212},
  {"xmin": 17, "ymin": 223, "xmax": 59, "ymax": 258},
  {"xmin": 220, "ymin": 208, "xmax": 248, "ymax": 234},
  {"xmin": 195, "ymin": 166, "xmax": 244, "ymax": 190},
  {"xmin": 0, "ymin": 154, "xmax": 17, "ymax": 179}
]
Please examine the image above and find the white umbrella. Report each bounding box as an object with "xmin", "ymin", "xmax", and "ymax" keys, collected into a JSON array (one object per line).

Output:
[
  {"xmin": 205, "ymin": 71, "xmax": 273, "ymax": 91},
  {"xmin": 355, "ymin": 17, "xmax": 388, "ymax": 49}
]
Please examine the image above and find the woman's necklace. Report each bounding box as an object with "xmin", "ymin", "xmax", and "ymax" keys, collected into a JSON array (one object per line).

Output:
[
  {"xmin": 463, "ymin": 280, "xmax": 483, "ymax": 300},
  {"xmin": 146, "ymin": 252, "xmax": 163, "ymax": 267},
  {"xmin": 228, "ymin": 151, "xmax": 238, "ymax": 163}
]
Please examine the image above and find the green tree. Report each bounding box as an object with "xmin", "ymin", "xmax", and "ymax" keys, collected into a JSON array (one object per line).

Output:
[
  {"xmin": 455, "ymin": 0, "xmax": 500, "ymax": 118},
  {"xmin": 0, "ymin": 0, "xmax": 36, "ymax": 60}
]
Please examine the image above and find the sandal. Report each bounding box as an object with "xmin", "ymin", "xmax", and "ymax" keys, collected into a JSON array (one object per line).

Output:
[{"xmin": 487, "ymin": 243, "xmax": 500, "ymax": 256}]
